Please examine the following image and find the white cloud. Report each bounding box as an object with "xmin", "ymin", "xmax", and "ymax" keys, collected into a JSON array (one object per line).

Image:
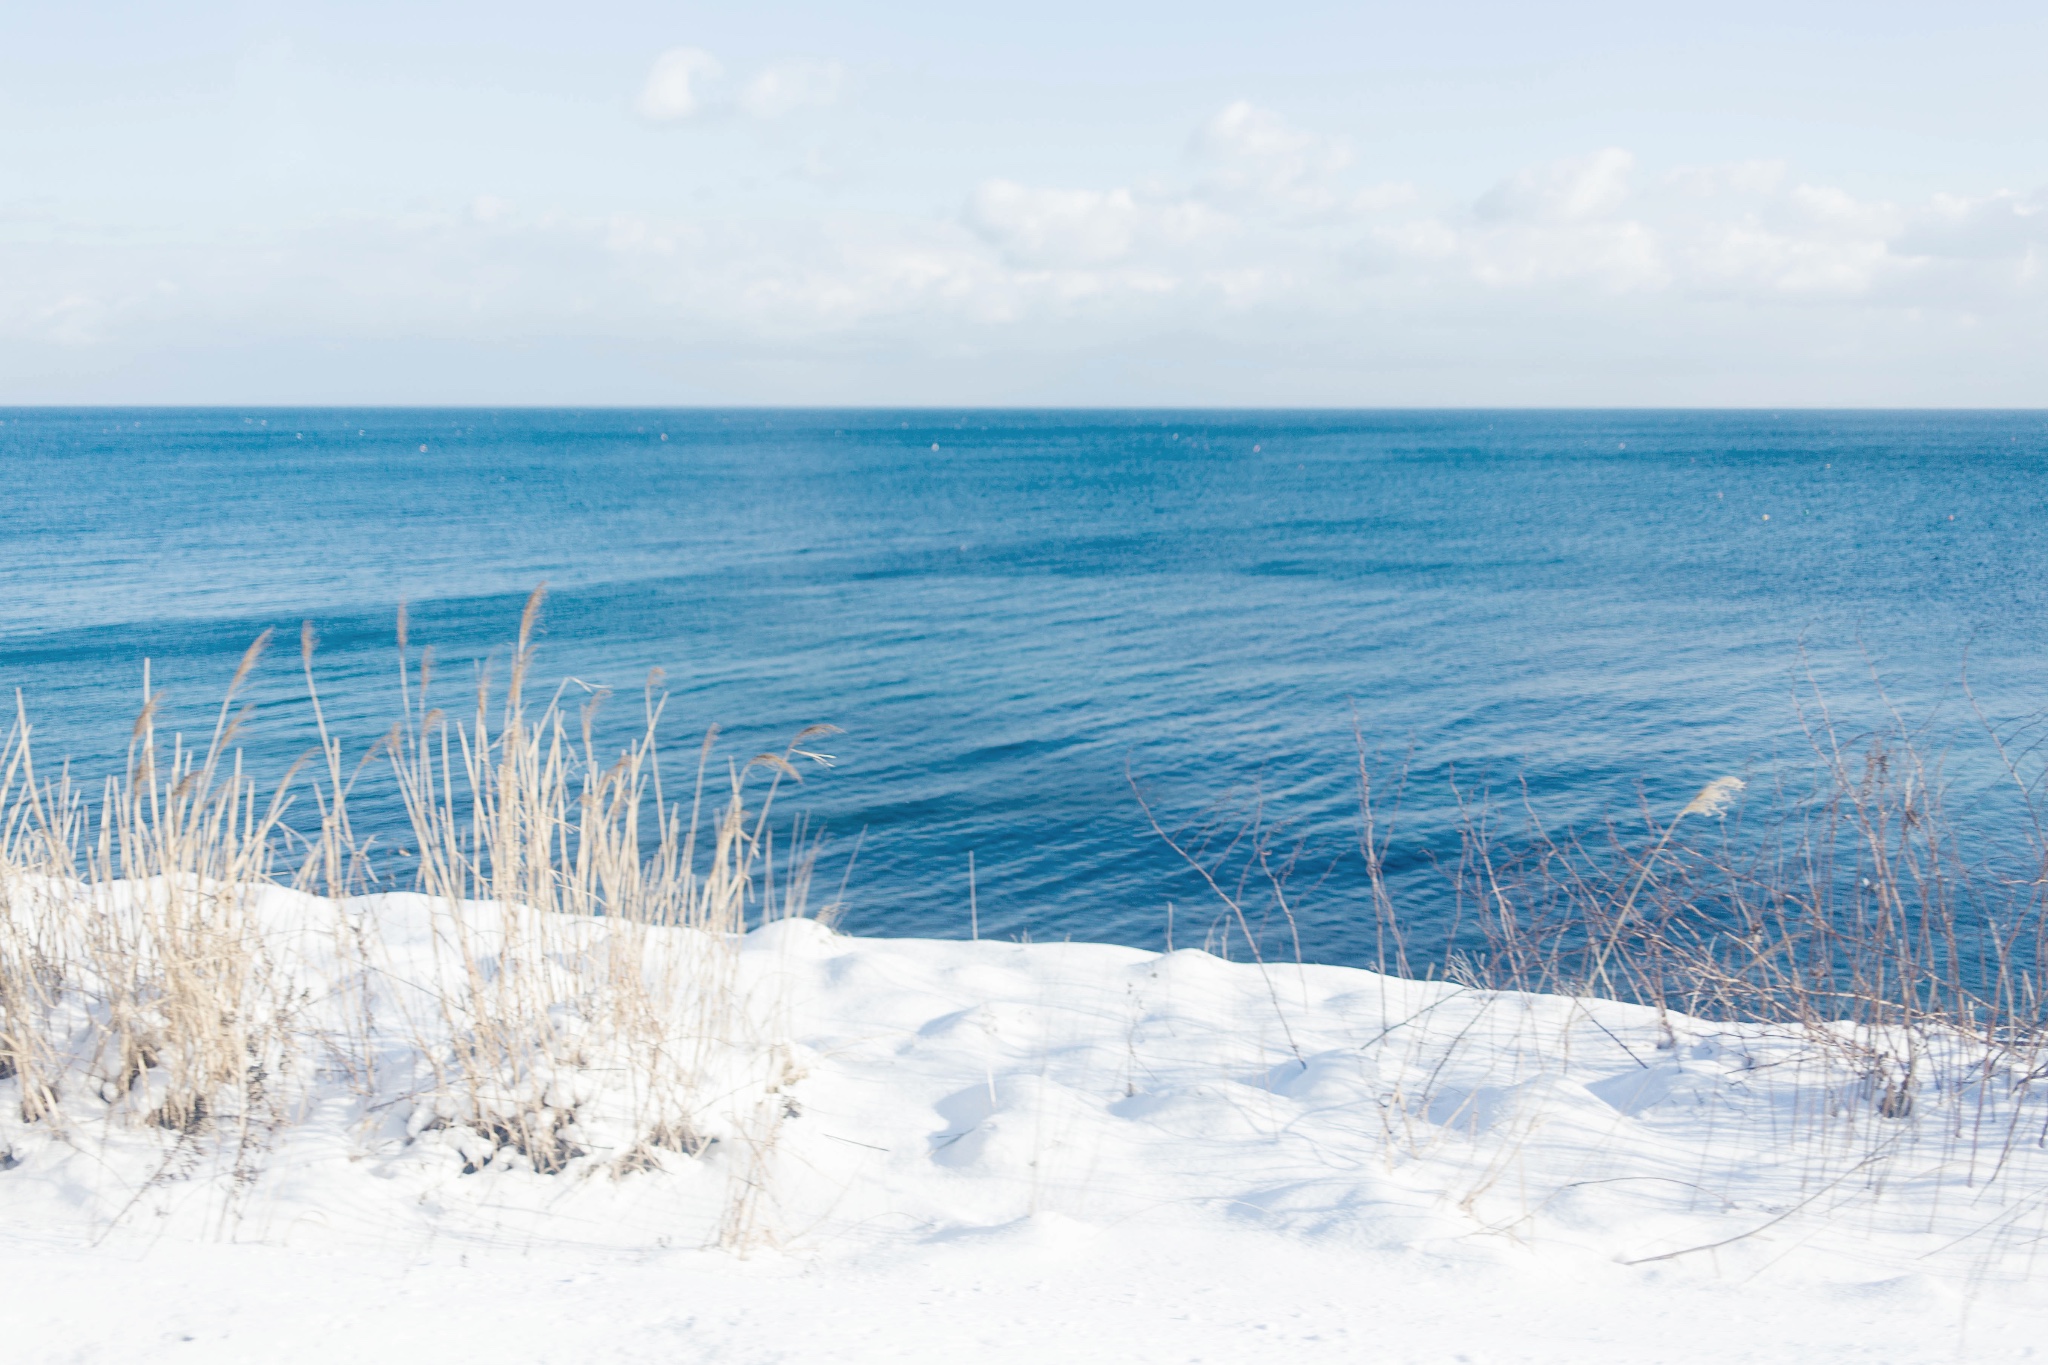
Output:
[
  {"xmin": 1463, "ymin": 219, "xmax": 1667, "ymax": 291},
  {"xmin": 635, "ymin": 49, "xmax": 845, "ymax": 123},
  {"xmin": 1435, "ymin": 151, "xmax": 1667, "ymax": 292},
  {"xmin": 635, "ymin": 48, "xmax": 723, "ymax": 123},
  {"xmin": 1476, "ymin": 148, "xmax": 1635, "ymax": 222},
  {"xmin": 964, "ymin": 180, "xmax": 1228, "ymax": 270},
  {"xmin": 737, "ymin": 61, "xmax": 844, "ymax": 119},
  {"xmin": 1668, "ymin": 160, "xmax": 1787, "ymax": 199},
  {"xmin": 1350, "ymin": 183, "xmax": 1421, "ymax": 214},
  {"xmin": 35, "ymin": 293, "xmax": 104, "ymax": 348},
  {"xmin": 1194, "ymin": 101, "xmax": 1351, "ymax": 204},
  {"xmin": 1680, "ymin": 220, "xmax": 1891, "ymax": 296},
  {"xmin": 1901, "ymin": 190, "xmax": 2048, "ymax": 259},
  {"xmin": 7, "ymin": 103, "xmax": 2047, "ymax": 404},
  {"xmin": 1788, "ymin": 183, "xmax": 1901, "ymax": 237},
  {"xmin": 967, "ymin": 181, "xmax": 1142, "ymax": 267}
]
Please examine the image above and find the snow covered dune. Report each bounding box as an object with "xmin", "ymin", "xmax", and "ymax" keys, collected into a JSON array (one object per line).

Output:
[{"xmin": 4, "ymin": 889, "xmax": 2046, "ymax": 1362}]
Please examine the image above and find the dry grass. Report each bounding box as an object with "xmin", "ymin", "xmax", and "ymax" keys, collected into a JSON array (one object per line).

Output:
[
  {"xmin": 0, "ymin": 588, "xmax": 834, "ymax": 1247},
  {"xmin": 1135, "ymin": 680, "xmax": 2048, "ymax": 1266},
  {"xmin": 1433, "ymin": 708, "xmax": 2048, "ymax": 1116},
  {"xmin": 381, "ymin": 589, "xmax": 832, "ymax": 1193},
  {"xmin": 0, "ymin": 637, "xmax": 295, "ymax": 1151}
]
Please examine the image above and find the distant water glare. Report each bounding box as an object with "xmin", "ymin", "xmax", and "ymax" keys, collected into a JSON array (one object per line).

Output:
[{"xmin": 3, "ymin": 409, "xmax": 2045, "ymax": 964}]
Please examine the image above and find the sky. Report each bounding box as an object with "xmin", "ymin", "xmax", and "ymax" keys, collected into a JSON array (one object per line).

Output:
[{"xmin": 3, "ymin": 1, "xmax": 2045, "ymax": 406}]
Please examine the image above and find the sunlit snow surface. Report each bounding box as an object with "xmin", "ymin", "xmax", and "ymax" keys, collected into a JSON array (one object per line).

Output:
[{"xmin": 4, "ymin": 896, "xmax": 2046, "ymax": 1362}]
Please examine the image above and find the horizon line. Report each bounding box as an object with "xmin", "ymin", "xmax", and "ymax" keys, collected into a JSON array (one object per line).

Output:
[{"xmin": 4, "ymin": 404, "xmax": 2047, "ymax": 415}]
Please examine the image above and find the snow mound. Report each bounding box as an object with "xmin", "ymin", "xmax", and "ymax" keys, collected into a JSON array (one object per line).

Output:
[{"xmin": 3, "ymin": 891, "xmax": 2046, "ymax": 1361}]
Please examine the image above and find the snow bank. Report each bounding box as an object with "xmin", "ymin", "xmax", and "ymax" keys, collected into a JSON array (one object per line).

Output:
[{"xmin": 3, "ymin": 891, "xmax": 2045, "ymax": 1361}]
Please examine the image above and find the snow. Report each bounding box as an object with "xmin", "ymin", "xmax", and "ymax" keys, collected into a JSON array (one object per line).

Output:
[{"xmin": 4, "ymin": 892, "xmax": 2047, "ymax": 1362}]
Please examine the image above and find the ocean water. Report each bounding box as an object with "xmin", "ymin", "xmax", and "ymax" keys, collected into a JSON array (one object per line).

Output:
[{"xmin": 3, "ymin": 408, "xmax": 2046, "ymax": 964}]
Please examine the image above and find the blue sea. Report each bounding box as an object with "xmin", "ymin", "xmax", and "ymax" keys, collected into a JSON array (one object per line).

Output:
[{"xmin": 3, "ymin": 409, "xmax": 2045, "ymax": 964}]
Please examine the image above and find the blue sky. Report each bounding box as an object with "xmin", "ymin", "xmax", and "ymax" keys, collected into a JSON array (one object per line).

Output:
[{"xmin": 4, "ymin": 1, "xmax": 2045, "ymax": 404}]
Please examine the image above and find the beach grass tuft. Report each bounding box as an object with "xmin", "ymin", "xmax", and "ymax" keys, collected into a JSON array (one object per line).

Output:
[{"xmin": 0, "ymin": 592, "xmax": 833, "ymax": 1247}]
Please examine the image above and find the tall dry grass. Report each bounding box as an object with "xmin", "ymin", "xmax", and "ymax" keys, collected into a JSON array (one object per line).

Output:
[
  {"xmin": 1432, "ymin": 715, "xmax": 2048, "ymax": 1121},
  {"xmin": 1143, "ymin": 688, "xmax": 2048, "ymax": 1107},
  {"xmin": 1134, "ymin": 680, "xmax": 2048, "ymax": 1263},
  {"xmin": 0, "ymin": 637, "xmax": 295, "ymax": 1153},
  {"xmin": 0, "ymin": 588, "xmax": 835, "ymax": 1245},
  {"xmin": 380, "ymin": 588, "xmax": 835, "ymax": 1183}
]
